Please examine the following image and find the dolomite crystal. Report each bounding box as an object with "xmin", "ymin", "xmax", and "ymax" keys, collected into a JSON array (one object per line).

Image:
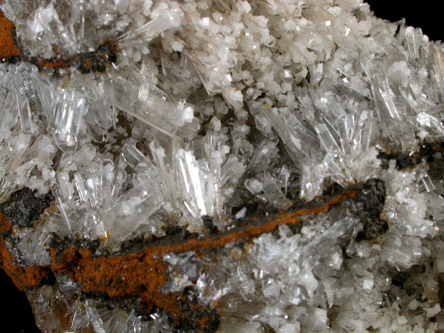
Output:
[{"xmin": 0, "ymin": 0, "xmax": 444, "ymax": 332}]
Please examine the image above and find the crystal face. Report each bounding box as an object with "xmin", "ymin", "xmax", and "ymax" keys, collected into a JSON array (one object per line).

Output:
[{"xmin": 0, "ymin": 0, "xmax": 444, "ymax": 332}]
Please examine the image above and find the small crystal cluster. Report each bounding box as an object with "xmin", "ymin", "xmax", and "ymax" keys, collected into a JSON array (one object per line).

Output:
[{"xmin": 1, "ymin": 0, "xmax": 444, "ymax": 331}]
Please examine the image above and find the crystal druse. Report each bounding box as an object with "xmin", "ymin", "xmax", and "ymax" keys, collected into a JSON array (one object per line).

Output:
[{"xmin": 0, "ymin": 0, "xmax": 443, "ymax": 331}]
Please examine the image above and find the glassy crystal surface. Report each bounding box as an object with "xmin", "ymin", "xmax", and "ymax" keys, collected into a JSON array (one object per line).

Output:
[{"xmin": 0, "ymin": 0, "xmax": 444, "ymax": 332}]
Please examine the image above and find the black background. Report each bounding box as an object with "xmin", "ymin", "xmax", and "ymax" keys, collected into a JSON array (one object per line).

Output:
[{"xmin": 0, "ymin": 1, "xmax": 440, "ymax": 332}]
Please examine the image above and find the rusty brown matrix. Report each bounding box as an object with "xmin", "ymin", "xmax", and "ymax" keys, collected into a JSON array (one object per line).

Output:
[
  {"xmin": 0, "ymin": 180, "xmax": 385, "ymax": 331},
  {"xmin": 0, "ymin": 9, "xmax": 117, "ymax": 73},
  {"xmin": 0, "ymin": 7, "xmax": 391, "ymax": 332}
]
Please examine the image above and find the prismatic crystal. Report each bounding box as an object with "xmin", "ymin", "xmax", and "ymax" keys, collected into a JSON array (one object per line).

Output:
[{"xmin": 0, "ymin": 1, "xmax": 444, "ymax": 331}]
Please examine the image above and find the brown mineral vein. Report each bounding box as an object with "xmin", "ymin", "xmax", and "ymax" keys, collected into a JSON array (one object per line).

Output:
[
  {"xmin": 0, "ymin": 10, "xmax": 20, "ymax": 60},
  {"xmin": 0, "ymin": 8, "xmax": 361, "ymax": 330},
  {"xmin": 0, "ymin": 9, "xmax": 116, "ymax": 72},
  {"xmin": 0, "ymin": 213, "xmax": 48, "ymax": 291},
  {"xmin": 0, "ymin": 190, "xmax": 355, "ymax": 330}
]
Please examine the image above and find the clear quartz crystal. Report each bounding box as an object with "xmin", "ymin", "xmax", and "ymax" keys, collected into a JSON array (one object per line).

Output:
[
  {"xmin": 1, "ymin": 0, "xmax": 444, "ymax": 331},
  {"xmin": 53, "ymin": 88, "xmax": 88, "ymax": 151},
  {"xmin": 15, "ymin": 88, "xmax": 33, "ymax": 134},
  {"xmin": 118, "ymin": 8, "xmax": 184, "ymax": 47},
  {"xmin": 262, "ymin": 175, "xmax": 292, "ymax": 210}
]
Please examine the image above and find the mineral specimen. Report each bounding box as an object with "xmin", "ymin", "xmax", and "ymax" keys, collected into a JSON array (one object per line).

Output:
[{"xmin": 0, "ymin": 0, "xmax": 443, "ymax": 332}]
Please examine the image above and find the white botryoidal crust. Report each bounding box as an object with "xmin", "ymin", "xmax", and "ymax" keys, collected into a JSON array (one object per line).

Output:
[{"xmin": 1, "ymin": 0, "xmax": 444, "ymax": 331}]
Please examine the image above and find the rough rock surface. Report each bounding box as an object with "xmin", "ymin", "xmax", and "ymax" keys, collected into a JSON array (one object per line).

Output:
[{"xmin": 1, "ymin": 0, "xmax": 444, "ymax": 332}]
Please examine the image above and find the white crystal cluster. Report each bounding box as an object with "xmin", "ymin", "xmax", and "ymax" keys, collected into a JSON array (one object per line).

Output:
[{"xmin": 1, "ymin": 0, "xmax": 444, "ymax": 331}]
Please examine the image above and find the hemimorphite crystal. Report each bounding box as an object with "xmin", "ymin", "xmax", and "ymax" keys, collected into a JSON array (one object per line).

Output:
[{"xmin": 0, "ymin": 0, "xmax": 444, "ymax": 332}]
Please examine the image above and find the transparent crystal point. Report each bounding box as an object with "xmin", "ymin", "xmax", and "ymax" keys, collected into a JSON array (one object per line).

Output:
[{"xmin": 53, "ymin": 88, "xmax": 88, "ymax": 151}]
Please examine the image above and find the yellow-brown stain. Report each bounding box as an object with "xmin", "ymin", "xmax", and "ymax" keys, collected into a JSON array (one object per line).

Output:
[
  {"xmin": 0, "ymin": 7, "xmax": 357, "ymax": 330},
  {"xmin": 0, "ymin": 191, "xmax": 354, "ymax": 329},
  {"xmin": 0, "ymin": 9, "xmax": 116, "ymax": 72},
  {"xmin": 0, "ymin": 10, "xmax": 21, "ymax": 60}
]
